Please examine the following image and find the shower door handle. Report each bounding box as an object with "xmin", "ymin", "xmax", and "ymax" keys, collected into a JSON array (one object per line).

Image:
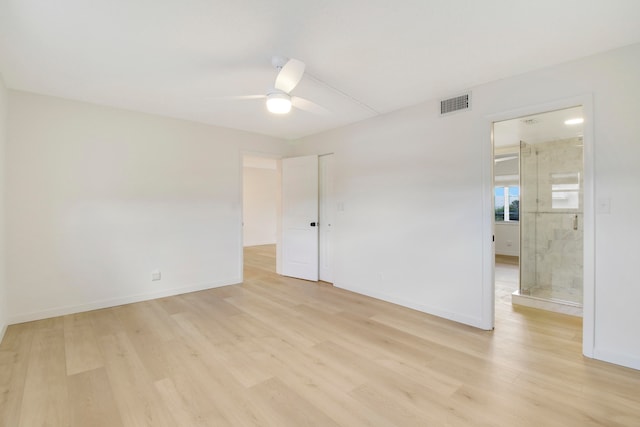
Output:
[{"xmin": 573, "ymin": 214, "xmax": 578, "ymax": 231}]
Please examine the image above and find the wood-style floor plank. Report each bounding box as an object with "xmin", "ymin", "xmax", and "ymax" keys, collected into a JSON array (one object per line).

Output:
[
  {"xmin": 0, "ymin": 244, "xmax": 639, "ymax": 426},
  {"xmin": 97, "ymin": 332, "xmax": 177, "ymax": 427},
  {"xmin": 0, "ymin": 324, "xmax": 34, "ymax": 427},
  {"xmin": 248, "ymin": 377, "xmax": 342, "ymax": 427},
  {"xmin": 68, "ymin": 367, "xmax": 124, "ymax": 427},
  {"xmin": 63, "ymin": 312, "xmax": 103, "ymax": 376},
  {"xmin": 18, "ymin": 327, "xmax": 69, "ymax": 427}
]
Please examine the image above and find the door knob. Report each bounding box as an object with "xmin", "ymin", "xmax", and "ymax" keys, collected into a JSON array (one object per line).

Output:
[{"xmin": 310, "ymin": 222, "xmax": 316, "ymax": 227}]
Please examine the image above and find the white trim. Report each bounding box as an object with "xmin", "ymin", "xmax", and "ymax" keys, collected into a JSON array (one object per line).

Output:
[
  {"xmin": 512, "ymin": 291, "xmax": 583, "ymax": 317},
  {"xmin": 335, "ymin": 282, "xmax": 484, "ymax": 329},
  {"xmin": 238, "ymin": 151, "xmax": 245, "ymax": 283},
  {"xmin": 275, "ymin": 158, "xmax": 283, "ymax": 275},
  {"xmin": 483, "ymin": 94, "xmax": 595, "ymax": 355},
  {"xmin": 581, "ymin": 97, "xmax": 596, "ymax": 358},
  {"xmin": 480, "ymin": 116, "xmax": 495, "ymax": 330},
  {"xmin": 593, "ymin": 348, "xmax": 640, "ymax": 371},
  {"xmin": 8, "ymin": 277, "xmax": 240, "ymax": 325}
]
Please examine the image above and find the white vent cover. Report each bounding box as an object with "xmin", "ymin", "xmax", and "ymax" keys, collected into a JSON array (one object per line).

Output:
[{"xmin": 440, "ymin": 93, "xmax": 470, "ymax": 115}]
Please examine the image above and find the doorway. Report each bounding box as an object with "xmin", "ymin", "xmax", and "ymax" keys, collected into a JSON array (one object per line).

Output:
[
  {"xmin": 242, "ymin": 154, "xmax": 281, "ymax": 279},
  {"xmin": 493, "ymin": 106, "xmax": 585, "ymax": 316},
  {"xmin": 242, "ymin": 153, "xmax": 335, "ymax": 284}
]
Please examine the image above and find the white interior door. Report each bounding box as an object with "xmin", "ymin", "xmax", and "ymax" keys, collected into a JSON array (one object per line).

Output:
[
  {"xmin": 319, "ymin": 154, "xmax": 335, "ymax": 283},
  {"xmin": 282, "ymin": 155, "xmax": 319, "ymax": 281}
]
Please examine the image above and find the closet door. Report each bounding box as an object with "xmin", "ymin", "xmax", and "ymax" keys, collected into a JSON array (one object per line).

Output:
[{"xmin": 282, "ymin": 155, "xmax": 318, "ymax": 281}]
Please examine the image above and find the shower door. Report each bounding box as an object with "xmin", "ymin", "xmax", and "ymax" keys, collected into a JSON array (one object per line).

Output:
[{"xmin": 519, "ymin": 137, "xmax": 584, "ymax": 304}]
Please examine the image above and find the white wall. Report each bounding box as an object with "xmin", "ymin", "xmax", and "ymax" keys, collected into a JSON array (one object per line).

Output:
[
  {"xmin": 243, "ymin": 160, "xmax": 279, "ymax": 247},
  {"xmin": 6, "ymin": 91, "xmax": 290, "ymax": 323},
  {"xmin": 294, "ymin": 103, "xmax": 487, "ymax": 327},
  {"xmin": 495, "ymin": 223, "xmax": 519, "ymax": 256},
  {"xmin": 293, "ymin": 43, "xmax": 640, "ymax": 370},
  {"xmin": 0, "ymin": 75, "xmax": 7, "ymax": 339}
]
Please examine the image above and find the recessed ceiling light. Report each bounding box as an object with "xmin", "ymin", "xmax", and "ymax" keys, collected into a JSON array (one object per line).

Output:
[{"xmin": 565, "ymin": 118, "xmax": 584, "ymax": 125}]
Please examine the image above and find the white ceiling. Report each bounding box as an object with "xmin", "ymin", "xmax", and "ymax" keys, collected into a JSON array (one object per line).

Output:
[
  {"xmin": 494, "ymin": 106, "xmax": 584, "ymax": 148},
  {"xmin": 1, "ymin": 1, "xmax": 639, "ymax": 140}
]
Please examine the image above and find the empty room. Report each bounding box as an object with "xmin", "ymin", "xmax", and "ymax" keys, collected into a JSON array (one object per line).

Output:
[{"xmin": 1, "ymin": 1, "xmax": 640, "ymax": 426}]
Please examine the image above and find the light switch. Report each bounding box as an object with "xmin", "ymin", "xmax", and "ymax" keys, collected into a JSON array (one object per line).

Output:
[{"xmin": 597, "ymin": 197, "xmax": 611, "ymax": 214}]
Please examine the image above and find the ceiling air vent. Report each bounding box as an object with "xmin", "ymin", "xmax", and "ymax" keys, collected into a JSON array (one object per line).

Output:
[{"xmin": 440, "ymin": 93, "xmax": 470, "ymax": 115}]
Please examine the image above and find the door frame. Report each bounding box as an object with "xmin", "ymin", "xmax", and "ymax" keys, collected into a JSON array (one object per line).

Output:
[
  {"xmin": 239, "ymin": 151, "xmax": 284, "ymax": 282},
  {"xmin": 482, "ymin": 94, "xmax": 595, "ymax": 358},
  {"xmin": 318, "ymin": 153, "xmax": 335, "ymax": 283}
]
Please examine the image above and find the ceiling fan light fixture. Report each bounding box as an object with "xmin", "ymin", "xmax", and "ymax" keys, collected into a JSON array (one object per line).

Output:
[{"xmin": 266, "ymin": 93, "xmax": 292, "ymax": 114}]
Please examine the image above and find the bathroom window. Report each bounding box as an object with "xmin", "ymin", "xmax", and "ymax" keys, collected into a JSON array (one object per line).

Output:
[
  {"xmin": 551, "ymin": 172, "xmax": 580, "ymax": 209},
  {"xmin": 495, "ymin": 186, "xmax": 519, "ymax": 222}
]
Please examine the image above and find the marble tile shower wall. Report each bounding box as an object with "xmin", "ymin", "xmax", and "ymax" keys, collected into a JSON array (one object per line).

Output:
[{"xmin": 520, "ymin": 137, "xmax": 584, "ymax": 304}]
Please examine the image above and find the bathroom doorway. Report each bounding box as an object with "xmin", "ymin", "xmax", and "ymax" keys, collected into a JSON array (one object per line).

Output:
[{"xmin": 493, "ymin": 106, "xmax": 585, "ymax": 316}]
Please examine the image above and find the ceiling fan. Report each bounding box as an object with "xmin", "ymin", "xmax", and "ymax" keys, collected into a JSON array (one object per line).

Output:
[{"xmin": 227, "ymin": 56, "xmax": 327, "ymax": 115}]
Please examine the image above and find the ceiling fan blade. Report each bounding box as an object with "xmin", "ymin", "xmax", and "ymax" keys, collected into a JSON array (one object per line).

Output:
[
  {"xmin": 274, "ymin": 58, "xmax": 306, "ymax": 93},
  {"xmin": 291, "ymin": 96, "xmax": 329, "ymax": 114}
]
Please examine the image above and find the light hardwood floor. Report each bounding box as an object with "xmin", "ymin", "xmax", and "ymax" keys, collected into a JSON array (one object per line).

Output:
[{"xmin": 1, "ymin": 245, "xmax": 639, "ymax": 426}]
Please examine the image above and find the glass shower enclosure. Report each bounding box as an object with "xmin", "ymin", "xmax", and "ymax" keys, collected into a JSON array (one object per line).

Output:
[{"xmin": 519, "ymin": 137, "xmax": 584, "ymax": 305}]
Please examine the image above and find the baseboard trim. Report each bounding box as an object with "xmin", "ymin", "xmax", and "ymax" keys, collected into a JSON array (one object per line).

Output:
[
  {"xmin": 334, "ymin": 282, "xmax": 485, "ymax": 329},
  {"xmin": 7, "ymin": 277, "xmax": 241, "ymax": 325},
  {"xmin": 512, "ymin": 291, "xmax": 583, "ymax": 317},
  {"xmin": 593, "ymin": 348, "xmax": 640, "ymax": 371}
]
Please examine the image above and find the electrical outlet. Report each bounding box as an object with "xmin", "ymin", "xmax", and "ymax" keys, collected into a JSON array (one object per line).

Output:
[{"xmin": 151, "ymin": 270, "xmax": 161, "ymax": 281}]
